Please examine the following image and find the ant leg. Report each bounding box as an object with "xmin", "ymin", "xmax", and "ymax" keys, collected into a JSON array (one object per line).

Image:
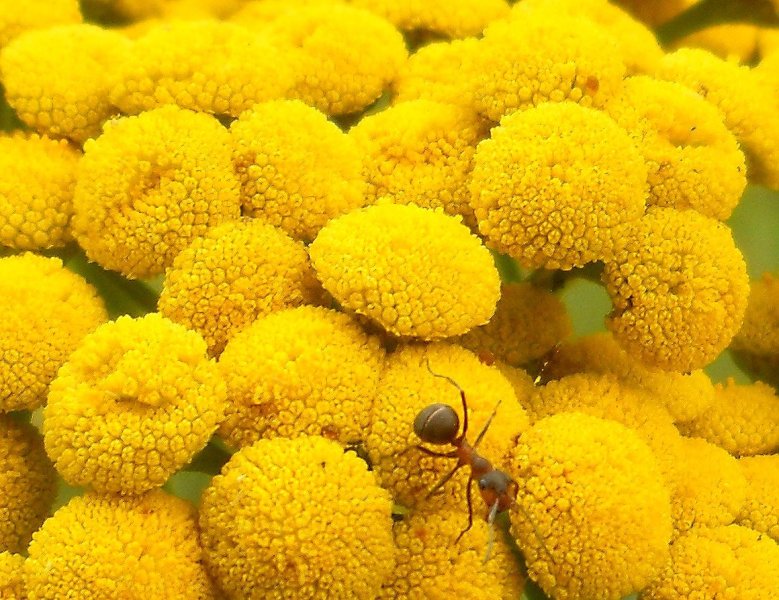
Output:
[
  {"xmin": 424, "ymin": 357, "xmax": 469, "ymax": 439},
  {"xmin": 416, "ymin": 445, "xmax": 458, "ymax": 459},
  {"xmin": 473, "ymin": 399, "xmax": 502, "ymax": 450},
  {"xmin": 425, "ymin": 463, "xmax": 463, "ymax": 500},
  {"xmin": 456, "ymin": 476, "xmax": 475, "ymax": 542}
]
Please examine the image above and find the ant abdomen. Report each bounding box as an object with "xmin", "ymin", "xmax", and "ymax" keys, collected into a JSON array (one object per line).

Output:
[{"xmin": 413, "ymin": 403, "xmax": 459, "ymax": 445}]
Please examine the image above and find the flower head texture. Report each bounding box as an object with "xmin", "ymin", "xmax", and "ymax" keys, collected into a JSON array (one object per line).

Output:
[
  {"xmin": 200, "ymin": 436, "xmax": 395, "ymax": 599},
  {"xmin": 509, "ymin": 412, "xmax": 672, "ymax": 600},
  {"xmin": 24, "ymin": 491, "xmax": 216, "ymax": 599},
  {"xmin": 731, "ymin": 273, "xmax": 779, "ymax": 387},
  {"xmin": 605, "ymin": 76, "xmax": 746, "ymax": 220},
  {"xmin": 72, "ymin": 105, "xmax": 241, "ymax": 278},
  {"xmin": 678, "ymin": 379, "xmax": 779, "ymax": 457},
  {"xmin": 470, "ymin": 13, "xmax": 625, "ymax": 122},
  {"xmin": 0, "ymin": 24, "xmax": 131, "ymax": 143},
  {"xmin": 350, "ymin": 100, "xmax": 488, "ymax": 227},
  {"xmin": 230, "ymin": 100, "xmax": 365, "ymax": 241},
  {"xmin": 365, "ymin": 343, "xmax": 529, "ymax": 511},
  {"xmin": 459, "ymin": 282, "xmax": 572, "ymax": 368},
  {"xmin": 43, "ymin": 313, "xmax": 226, "ymax": 495},
  {"xmin": 677, "ymin": 23, "xmax": 759, "ymax": 63},
  {"xmin": 217, "ymin": 306, "xmax": 385, "ymax": 448},
  {"xmin": 0, "ymin": 552, "xmax": 24, "ymax": 599},
  {"xmin": 602, "ymin": 207, "xmax": 749, "ymax": 372},
  {"xmin": 158, "ymin": 219, "xmax": 321, "ymax": 356},
  {"xmin": 0, "ymin": 133, "xmax": 80, "ymax": 250},
  {"xmin": 0, "ymin": 0, "xmax": 81, "ymax": 48},
  {"xmin": 0, "ymin": 416, "xmax": 56, "ymax": 554},
  {"xmin": 471, "ymin": 102, "xmax": 647, "ymax": 270},
  {"xmin": 737, "ymin": 455, "xmax": 779, "ymax": 541},
  {"xmin": 262, "ymin": 5, "xmax": 407, "ymax": 115},
  {"xmin": 379, "ymin": 504, "xmax": 523, "ymax": 600},
  {"xmin": 0, "ymin": 253, "xmax": 107, "ymax": 412},
  {"xmin": 309, "ymin": 204, "xmax": 500, "ymax": 339},
  {"xmin": 110, "ymin": 21, "xmax": 294, "ymax": 117},
  {"xmin": 642, "ymin": 525, "xmax": 779, "ymax": 599}
]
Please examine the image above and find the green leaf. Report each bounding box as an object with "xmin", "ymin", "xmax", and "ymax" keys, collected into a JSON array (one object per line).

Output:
[{"xmin": 657, "ymin": 0, "xmax": 779, "ymax": 45}]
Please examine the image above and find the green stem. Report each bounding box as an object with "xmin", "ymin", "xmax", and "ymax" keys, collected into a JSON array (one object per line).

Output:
[
  {"xmin": 184, "ymin": 439, "xmax": 233, "ymax": 475},
  {"xmin": 657, "ymin": 0, "xmax": 778, "ymax": 45}
]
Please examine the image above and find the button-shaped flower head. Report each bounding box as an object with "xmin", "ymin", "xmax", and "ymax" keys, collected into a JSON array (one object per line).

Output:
[
  {"xmin": 158, "ymin": 219, "xmax": 321, "ymax": 356},
  {"xmin": 0, "ymin": 0, "xmax": 81, "ymax": 47},
  {"xmin": 731, "ymin": 272, "xmax": 779, "ymax": 387},
  {"xmin": 217, "ymin": 306, "xmax": 385, "ymax": 448},
  {"xmin": 309, "ymin": 204, "xmax": 500, "ymax": 339},
  {"xmin": 230, "ymin": 100, "xmax": 365, "ymax": 241},
  {"xmin": 471, "ymin": 102, "xmax": 647, "ymax": 270},
  {"xmin": 44, "ymin": 314, "xmax": 226, "ymax": 495},
  {"xmin": 602, "ymin": 207, "xmax": 749, "ymax": 372},
  {"xmin": 24, "ymin": 491, "xmax": 217, "ymax": 599},
  {"xmin": 0, "ymin": 416, "xmax": 56, "ymax": 554},
  {"xmin": 200, "ymin": 436, "xmax": 395, "ymax": 599},
  {"xmin": 72, "ymin": 105, "xmax": 241, "ymax": 278},
  {"xmin": 737, "ymin": 455, "xmax": 779, "ymax": 541},
  {"xmin": 0, "ymin": 552, "xmax": 24, "ymax": 598},
  {"xmin": 509, "ymin": 412, "xmax": 672, "ymax": 600},
  {"xmin": 0, "ymin": 253, "xmax": 107, "ymax": 412}
]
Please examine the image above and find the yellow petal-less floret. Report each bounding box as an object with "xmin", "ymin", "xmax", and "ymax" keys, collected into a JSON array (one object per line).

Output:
[
  {"xmin": 109, "ymin": 21, "xmax": 294, "ymax": 118},
  {"xmin": 471, "ymin": 102, "xmax": 647, "ymax": 270},
  {"xmin": 379, "ymin": 505, "xmax": 523, "ymax": 600},
  {"xmin": 0, "ymin": 25, "xmax": 131, "ymax": 144},
  {"xmin": 459, "ymin": 283, "xmax": 572, "ymax": 368},
  {"xmin": 24, "ymin": 491, "xmax": 216, "ymax": 599},
  {"xmin": 0, "ymin": 254, "xmax": 107, "ymax": 412},
  {"xmin": 0, "ymin": 0, "xmax": 81, "ymax": 48},
  {"xmin": 0, "ymin": 552, "xmax": 24, "ymax": 598},
  {"xmin": 230, "ymin": 100, "xmax": 366, "ymax": 241},
  {"xmin": 349, "ymin": 100, "xmax": 488, "ymax": 227},
  {"xmin": 677, "ymin": 23, "xmax": 759, "ymax": 63},
  {"xmin": 200, "ymin": 436, "xmax": 395, "ymax": 599},
  {"xmin": 508, "ymin": 412, "xmax": 672, "ymax": 600},
  {"xmin": 470, "ymin": 14, "xmax": 625, "ymax": 122},
  {"xmin": 309, "ymin": 204, "xmax": 500, "ymax": 339},
  {"xmin": 737, "ymin": 455, "xmax": 779, "ymax": 541},
  {"xmin": 104, "ymin": 0, "xmax": 244, "ymax": 18},
  {"xmin": 642, "ymin": 525, "xmax": 779, "ymax": 599},
  {"xmin": 602, "ymin": 207, "xmax": 749, "ymax": 372},
  {"xmin": 0, "ymin": 416, "xmax": 56, "ymax": 554},
  {"xmin": 158, "ymin": 219, "xmax": 321, "ymax": 356},
  {"xmin": 656, "ymin": 48, "xmax": 779, "ymax": 190},
  {"xmin": 543, "ymin": 332, "xmax": 716, "ymax": 422},
  {"xmin": 217, "ymin": 306, "xmax": 385, "ymax": 448},
  {"xmin": 262, "ymin": 5, "xmax": 407, "ymax": 116},
  {"xmin": 72, "ymin": 105, "xmax": 241, "ymax": 278},
  {"xmin": 43, "ymin": 313, "xmax": 226, "ymax": 495},
  {"xmin": 678, "ymin": 379, "xmax": 779, "ymax": 457},
  {"xmin": 0, "ymin": 133, "xmax": 80, "ymax": 250},
  {"xmin": 494, "ymin": 360, "xmax": 536, "ymax": 413},
  {"xmin": 617, "ymin": 0, "xmax": 686, "ymax": 26},
  {"xmin": 604, "ymin": 76, "xmax": 746, "ymax": 220},
  {"xmin": 365, "ymin": 343, "xmax": 529, "ymax": 511},
  {"xmin": 731, "ymin": 273, "xmax": 779, "ymax": 387}
]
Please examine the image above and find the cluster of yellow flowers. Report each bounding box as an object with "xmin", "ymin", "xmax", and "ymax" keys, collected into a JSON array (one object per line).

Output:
[{"xmin": 1, "ymin": 0, "xmax": 779, "ymax": 599}]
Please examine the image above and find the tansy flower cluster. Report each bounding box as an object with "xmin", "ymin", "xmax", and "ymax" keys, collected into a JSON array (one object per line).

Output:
[{"xmin": 1, "ymin": 1, "xmax": 779, "ymax": 599}]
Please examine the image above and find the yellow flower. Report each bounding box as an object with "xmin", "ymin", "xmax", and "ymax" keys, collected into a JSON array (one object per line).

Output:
[
  {"xmin": 604, "ymin": 76, "xmax": 746, "ymax": 220},
  {"xmin": 678, "ymin": 379, "xmax": 779, "ymax": 457},
  {"xmin": 109, "ymin": 21, "xmax": 294, "ymax": 118},
  {"xmin": 677, "ymin": 23, "xmax": 759, "ymax": 63},
  {"xmin": 470, "ymin": 13, "xmax": 625, "ymax": 122},
  {"xmin": 230, "ymin": 0, "xmax": 342, "ymax": 24},
  {"xmin": 471, "ymin": 102, "xmax": 647, "ymax": 270},
  {"xmin": 459, "ymin": 282, "xmax": 572, "ymax": 368},
  {"xmin": 365, "ymin": 343, "xmax": 529, "ymax": 511},
  {"xmin": 0, "ymin": 24, "xmax": 131, "ymax": 144},
  {"xmin": 0, "ymin": 133, "xmax": 80, "ymax": 250},
  {"xmin": 72, "ymin": 105, "xmax": 241, "ymax": 278},
  {"xmin": 350, "ymin": 0, "xmax": 510, "ymax": 38},
  {"xmin": 230, "ymin": 100, "xmax": 365, "ymax": 241},
  {"xmin": 737, "ymin": 455, "xmax": 779, "ymax": 542},
  {"xmin": 262, "ymin": 5, "xmax": 407, "ymax": 116},
  {"xmin": 310, "ymin": 204, "xmax": 500, "ymax": 339},
  {"xmin": 0, "ymin": 552, "xmax": 25, "ymax": 599},
  {"xmin": 493, "ymin": 360, "xmax": 535, "ymax": 413},
  {"xmin": 349, "ymin": 100, "xmax": 488, "ymax": 227},
  {"xmin": 543, "ymin": 332, "xmax": 715, "ymax": 422},
  {"xmin": 44, "ymin": 313, "xmax": 226, "ymax": 495},
  {"xmin": 642, "ymin": 525, "xmax": 779, "ymax": 599},
  {"xmin": 0, "ymin": 416, "xmax": 56, "ymax": 554},
  {"xmin": 0, "ymin": 253, "xmax": 107, "ymax": 412},
  {"xmin": 603, "ymin": 207, "xmax": 749, "ymax": 372},
  {"xmin": 731, "ymin": 273, "xmax": 779, "ymax": 387},
  {"xmin": 200, "ymin": 435, "xmax": 395, "ymax": 599},
  {"xmin": 617, "ymin": 0, "xmax": 686, "ymax": 26},
  {"xmin": 379, "ymin": 504, "xmax": 523, "ymax": 600},
  {"xmin": 24, "ymin": 491, "xmax": 216, "ymax": 599},
  {"xmin": 509, "ymin": 412, "xmax": 672, "ymax": 600},
  {"xmin": 656, "ymin": 48, "xmax": 779, "ymax": 190},
  {"xmin": 0, "ymin": 0, "xmax": 81, "ymax": 48},
  {"xmin": 217, "ymin": 306, "xmax": 385, "ymax": 448}
]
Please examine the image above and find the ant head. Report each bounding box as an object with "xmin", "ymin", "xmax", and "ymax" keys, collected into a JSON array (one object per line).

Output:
[
  {"xmin": 414, "ymin": 403, "xmax": 459, "ymax": 445},
  {"xmin": 478, "ymin": 470, "xmax": 518, "ymax": 513}
]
